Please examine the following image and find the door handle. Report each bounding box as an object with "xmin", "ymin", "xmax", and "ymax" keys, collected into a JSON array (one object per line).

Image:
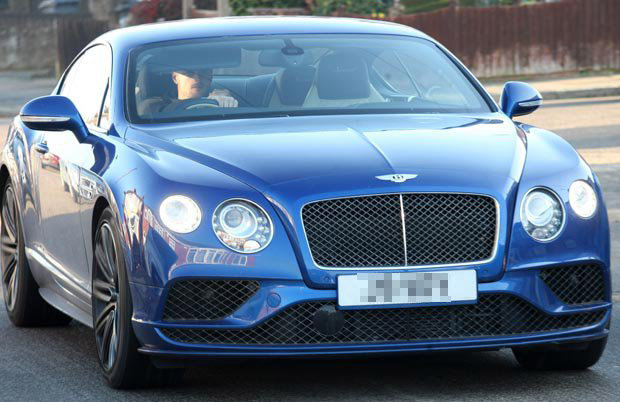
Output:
[{"xmin": 34, "ymin": 142, "xmax": 49, "ymax": 154}]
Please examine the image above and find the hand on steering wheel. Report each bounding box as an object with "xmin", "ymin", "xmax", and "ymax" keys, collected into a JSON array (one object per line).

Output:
[{"xmin": 207, "ymin": 91, "xmax": 239, "ymax": 108}]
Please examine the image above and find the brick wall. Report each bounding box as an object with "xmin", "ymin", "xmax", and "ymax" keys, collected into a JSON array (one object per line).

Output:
[{"xmin": 0, "ymin": 14, "xmax": 58, "ymax": 73}]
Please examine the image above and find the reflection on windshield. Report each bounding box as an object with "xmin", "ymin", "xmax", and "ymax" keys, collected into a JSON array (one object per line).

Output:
[{"xmin": 127, "ymin": 34, "xmax": 492, "ymax": 123}]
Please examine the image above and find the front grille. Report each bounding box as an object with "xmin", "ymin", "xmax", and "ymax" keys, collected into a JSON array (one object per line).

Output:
[
  {"xmin": 163, "ymin": 280, "xmax": 259, "ymax": 321},
  {"xmin": 302, "ymin": 193, "xmax": 497, "ymax": 268},
  {"xmin": 540, "ymin": 264, "xmax": 606, "ymax": 305},
  {"xmin": 161, "ymin": 294, "xmax": 605, "ymax": 345}
]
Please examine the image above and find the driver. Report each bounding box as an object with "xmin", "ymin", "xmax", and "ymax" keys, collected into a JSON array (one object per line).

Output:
[{"xmin": 171, "ymin": 68, "xmax": 238, "ymax": 108}]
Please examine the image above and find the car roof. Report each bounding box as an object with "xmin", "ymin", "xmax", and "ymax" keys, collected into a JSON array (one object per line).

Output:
[{"xmin": 99, "ymin": 16, "xmax": 431, "ymax": 53}]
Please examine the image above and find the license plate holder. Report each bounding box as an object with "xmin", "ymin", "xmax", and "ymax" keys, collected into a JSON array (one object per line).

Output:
[{"xmin": 337, "ymin": 270, "xmax": 477, "ymax": 309}]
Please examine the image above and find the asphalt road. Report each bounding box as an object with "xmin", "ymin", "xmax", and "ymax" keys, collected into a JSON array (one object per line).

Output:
[{"xmin": 0, "ymin": 97, "xmax": 619, "ymax": 400}]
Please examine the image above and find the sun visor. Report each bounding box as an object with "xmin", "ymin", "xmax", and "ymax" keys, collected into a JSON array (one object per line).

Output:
[{"xmin": 141, "ymin": 44, "xmax": 242, "ymax": 71}]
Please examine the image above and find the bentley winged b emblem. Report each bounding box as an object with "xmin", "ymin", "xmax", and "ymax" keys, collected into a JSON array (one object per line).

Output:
[{"xmin": 375, "ymin": 174, "xmax": 418, "ymax": 183}]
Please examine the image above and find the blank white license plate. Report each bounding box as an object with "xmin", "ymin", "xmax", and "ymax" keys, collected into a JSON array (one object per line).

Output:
[{"xmin": 338, "ymin": 270, "xmax": 477, "ymax": 308}]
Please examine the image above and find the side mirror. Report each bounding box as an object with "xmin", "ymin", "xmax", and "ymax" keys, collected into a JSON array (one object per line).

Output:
[
  {"xmin": 20, "ymin": 95, "xmax": 89, "ymax": 142},
  {"xmin": 500, "ymin": 81, "xmax": 543, "ymax": 119}
]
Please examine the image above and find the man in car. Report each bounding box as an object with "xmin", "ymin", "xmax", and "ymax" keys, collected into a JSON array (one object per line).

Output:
[
  {"xmin": 171, "ymin": 68, "xmax": 238, "ymax": 107},
  {"xmin": 138, "ymin": 67, "xmax": 239, "ymax": 116}
]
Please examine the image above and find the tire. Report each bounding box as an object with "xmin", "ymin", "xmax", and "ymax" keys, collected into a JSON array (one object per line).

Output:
[
  {"xmin": 1, "ymin": 180, "xmax": 72, "ymax": 326},
  {"xmin": 513, "ymin": 337, "xmax": 607, "ymax": 370},
  {"xmin": 92, "ymin": 207, "xmax": 184, "ymax": 389}
]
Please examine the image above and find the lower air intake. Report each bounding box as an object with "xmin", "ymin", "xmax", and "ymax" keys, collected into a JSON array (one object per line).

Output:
[
  {"xmin": 162, "ymin": 279, "xmax": 259, "ymax": 321},
  {"xmin": 540, "ymin": 264, "xmax": 606, "ymax": 305},
  {"xmin": 161, "ymin": 294, "xmax": 604, "ymax": 345}
]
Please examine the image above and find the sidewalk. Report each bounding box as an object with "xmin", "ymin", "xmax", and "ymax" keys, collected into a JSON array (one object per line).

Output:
[
  {"xmin": 483, "ymin": 73, "xmax": 620, "ymax": 101},
  {"xmin": 0, "ymin": 71, "xmax": 619, "ymax": 117},
  {"xmin": 0, "ymin": 71, "xmax": 57, "ymax": 117}
]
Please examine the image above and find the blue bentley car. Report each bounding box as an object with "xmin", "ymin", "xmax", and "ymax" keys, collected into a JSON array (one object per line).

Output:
[{"xmin": 1, "ymin": 17, "xmax": 611, "ymax": 388}]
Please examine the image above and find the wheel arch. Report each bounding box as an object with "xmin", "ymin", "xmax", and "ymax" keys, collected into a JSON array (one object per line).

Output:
[
  {"xmin": 91, "ymin": 196, "xmax": 111, "ymax": 248},
  {"xmin": 0, "ymin": 164, "xmax": 9, "ymax": 200}
]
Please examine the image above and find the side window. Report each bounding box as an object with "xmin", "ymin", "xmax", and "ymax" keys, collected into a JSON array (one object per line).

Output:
[
  {"xmin": 60, "ymin": 45, "xmax": 111, "ymax": 129},
  {"xmin": 99, "ymin": 84, "xmax": 111, "ymax": 130}
]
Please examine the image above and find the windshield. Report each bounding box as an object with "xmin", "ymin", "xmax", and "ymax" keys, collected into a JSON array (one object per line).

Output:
[{"xmin": 126, "ymin": 34, "xmax": 493, "ymax": 123}]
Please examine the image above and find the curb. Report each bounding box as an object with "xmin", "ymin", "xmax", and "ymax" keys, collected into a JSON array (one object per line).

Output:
[{"xmin": 0, "ymin": 108, "xmax": 18, "ymax": 118}]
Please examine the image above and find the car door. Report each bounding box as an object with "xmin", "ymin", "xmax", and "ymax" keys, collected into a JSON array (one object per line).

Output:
[{"xmin": 34, "ymin": 45, "xmax": 111, "ymax": 301}]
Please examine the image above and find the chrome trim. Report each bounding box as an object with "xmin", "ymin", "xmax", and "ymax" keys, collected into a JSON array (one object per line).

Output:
[
  {"xmin": 212, "ymin": 198, "xmax": 275, "ymax": 254},
  {"xmin": 20, "ymin": 115, "xmax": 70, "ymax": 123},
  {"xmin": 376, "ymin": 174, "xmax": 418, "ymax": 183},
  {"xmin": 300, "ymin": 192, "xmax": 501, "ymax": 271},
  {"xmin": 518, "ymin": 100, "xmax": 543, "ymax": 108},
  {"xmin": 520, "ymin": 187, "xmax": 566, "ymax": 243},
  {"xmin": 399, "ymin": 194, "xmax": 408, "ymax": 266}
]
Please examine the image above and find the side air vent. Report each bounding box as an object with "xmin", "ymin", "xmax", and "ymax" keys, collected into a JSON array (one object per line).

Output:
[{"xmin": 163, "ymin": 279, "xmax": 259, "ymax": 321}]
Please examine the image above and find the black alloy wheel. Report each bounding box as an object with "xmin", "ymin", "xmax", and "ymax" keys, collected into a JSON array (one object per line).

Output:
[
  {"xmin": 1, "ymin": 184, "xmax": 19, "ymax": 311},
  {"xmin": 93, "ymin": 221, "xmax": 121, "ymax": 371},
  {"xmin": 92, "ymin": 207, "xmax": 184, "ymax": 389}
]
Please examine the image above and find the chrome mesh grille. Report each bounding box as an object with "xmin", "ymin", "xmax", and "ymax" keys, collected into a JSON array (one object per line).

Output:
[
  {"xmin": 162, "ymin": 280, "xmax": 259, "ymax": 321},
  {"xmin": 402, "ymin": 194, "xmax": 496, "ymax": 265},
  {"xmin": 161, "ymin": 294, "xmax": 605, "ymax": 345},
  {"xmin": 302, "ymin": 195, "xmax": 405, "ymax": 267},
  {"xmin": 540, "ymin": 264, "xmax": 606, "ymax": 305},
  {"xmin": 302, "ymin": 193, "xmax": 497, "ymax": 268}
]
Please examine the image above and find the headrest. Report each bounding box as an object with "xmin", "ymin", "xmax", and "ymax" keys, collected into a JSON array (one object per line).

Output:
[
  {"xmin": 276, "ymin": 66, "xmax": 316, "ymax": 106},
  {"xmin": 317, "ymin": 52, "xmax": 370, "ymax": 100},
  {"xmin": 135, "ymin": 64, "xmax": 176, "ymax": 100}
]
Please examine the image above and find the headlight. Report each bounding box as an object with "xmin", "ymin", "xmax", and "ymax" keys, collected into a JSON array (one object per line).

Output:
[
  {"xmin": 213, "ymin": 199, "xmax": 273, "ymax": 253},
  {"xmin": 159, "ymin": 195, "xmax": 202, "ymax": 233},
  {"xmin": 569, "ymin": 180, "xmax": 597, "ymax": 218},
  {"xmin": 520, "ymin": 188, "xmax": 564, "ymax": 242}
]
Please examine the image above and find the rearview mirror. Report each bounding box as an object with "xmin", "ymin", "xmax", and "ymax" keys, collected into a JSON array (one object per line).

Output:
[
  {"xmin": 500, "ymin": 81, "xmax": 543, "ymax": 119},
  {"xmin": 20, "ymin": 95, "xmax": 89, "ymax": 142}
]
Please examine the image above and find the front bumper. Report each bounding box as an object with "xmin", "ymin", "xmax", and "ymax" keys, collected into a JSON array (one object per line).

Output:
[{"xmin": 130, "ymin": 262, "xmax": 611, "ymax": 359}]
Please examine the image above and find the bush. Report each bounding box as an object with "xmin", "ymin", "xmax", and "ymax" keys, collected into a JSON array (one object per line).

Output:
[
  {"xmin": 130, "ymin": 0, "xmax": 182, "ymax": 24},
  {"xmin": 230, "ymin": 0, "xmax": 308, "ymax": 16},
  {"xmin": 402, "ymin": 0, "xmax": 525, "ymax": 14},
  {"xmin": 310, "ymin": 0, "xmax": 392, "ymax": 16}
]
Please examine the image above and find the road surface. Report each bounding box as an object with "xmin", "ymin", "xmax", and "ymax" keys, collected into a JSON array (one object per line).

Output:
[{"xmin": 0, "ymin": 97, "xmax": 618, "ymax": 400}]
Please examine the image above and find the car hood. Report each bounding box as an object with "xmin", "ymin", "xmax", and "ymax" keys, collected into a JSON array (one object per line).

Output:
[
  {"xmin": 136, "ymin": 113, "xmax": 525, "ymax": 198},
  {"xmin": 130, "ymin": 113, "xmax": 526, "ymax": 285}
]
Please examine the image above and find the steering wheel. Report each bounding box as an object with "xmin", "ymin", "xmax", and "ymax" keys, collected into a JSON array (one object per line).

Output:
[
  {"xmin": 424, "ymin": 85, "xmax": 444, "ymax": 99},
  {"xmin": 182, "ymin": 98, "xmax": 220, "ymax": 110}
]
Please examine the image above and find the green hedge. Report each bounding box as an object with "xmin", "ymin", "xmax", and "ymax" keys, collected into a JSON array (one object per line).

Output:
[
  {"xmin": 311, "ymin": 0, "xmax": 393, "ymax": 16},
  {"xmin": 230, "ymin": 0, "xmax": 307, "ymax": 15},
  {"xmin": 402, "ymin": 0, "xmax": 529, "ymax": 14},
  {"xmin": 230, "ymin": 0, "xmax": 393, "ymax": 16},
  {"xmin": 401, "ymin": 0, "xmax": 451, "ymax": 14}
]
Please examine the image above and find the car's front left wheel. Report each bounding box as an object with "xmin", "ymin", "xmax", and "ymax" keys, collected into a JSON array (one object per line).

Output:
[{"xmin": 92, "ymin": 207, "xmax": 184, "ymax": 389}]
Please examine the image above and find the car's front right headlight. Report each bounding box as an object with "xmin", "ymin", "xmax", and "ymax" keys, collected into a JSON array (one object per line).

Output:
[
  {"xmin": 159, "ymin": 195, "xmax": 202, "ymax": 234},
  {"xmin": 569, "ymin": 180, "xmax": 597, "ymax": 218},
  {"xmin": 212, "ymin": 199, "xmax": 274, "ymax": 253},
  {"xmin": 520, "ymin": 188, "xmax": 564, "ymax": 242}
]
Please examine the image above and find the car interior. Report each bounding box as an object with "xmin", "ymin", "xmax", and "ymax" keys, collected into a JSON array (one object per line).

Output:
[{"xmin": 129, "ymin": 36, "xmax": 486, "ymax": 122}]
